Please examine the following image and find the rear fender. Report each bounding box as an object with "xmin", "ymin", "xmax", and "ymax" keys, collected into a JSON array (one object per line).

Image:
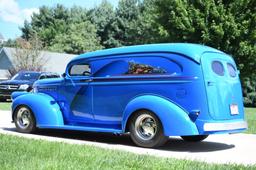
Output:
[
  {"xmin": 123, "ymin": 95, "xmax": 199, "ymax": 136},
  {"xmin": 12, "ymin": 92, "xmax": 64, "ymax": 127}
]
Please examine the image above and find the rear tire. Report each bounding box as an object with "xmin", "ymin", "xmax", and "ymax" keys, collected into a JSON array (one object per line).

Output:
[
  {"xmin": 181, "ymin": 135, "xmax": 208, "ymax": 142},
  {"xmin": 129, "ymin": 110, "xmax": 168, "ymax": 148},
  {"xmin": 14, "ymin": 106, "xmax": 37, "ymax": 133}
]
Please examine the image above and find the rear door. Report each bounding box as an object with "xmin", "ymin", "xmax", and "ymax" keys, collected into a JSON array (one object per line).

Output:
[{"xmin": 201, "ymin": 52, "xmax": 244, "ymax": 120}]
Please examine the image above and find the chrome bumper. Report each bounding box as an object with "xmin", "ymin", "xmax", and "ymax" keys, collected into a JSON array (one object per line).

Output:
[{"xmin": 203, "ymin": 121, "xmax": 248, "ymax": 131}]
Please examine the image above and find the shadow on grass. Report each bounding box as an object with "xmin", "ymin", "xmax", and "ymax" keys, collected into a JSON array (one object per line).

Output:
[{"xmin": 3, "ymin": 127, "xmax": 235, "ymax": 152}]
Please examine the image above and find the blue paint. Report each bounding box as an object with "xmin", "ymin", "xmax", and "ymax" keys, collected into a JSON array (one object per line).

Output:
[
  {"xmin": 12, "ymin": 92, "xmax": 64, "ymax": 127},
  {"xmin": 12, "ymin": 43, "xmax": 247, "ymax": 136},
  {"xmin": 122, "ymin": 95, "xmax": 199, "ymax": 136},
  {"xmin": 71, "ymin": 43, "xmax": 223, "ymax": 63}
]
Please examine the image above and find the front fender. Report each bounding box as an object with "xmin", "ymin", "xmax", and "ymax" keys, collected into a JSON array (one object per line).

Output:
[
  {"xmin": 123, "ymin": 95, "xmax": 199, "ymax": 136},
  {"xmin": 12, "ymin": 92, "xmax": 64, "ymax": 127}
]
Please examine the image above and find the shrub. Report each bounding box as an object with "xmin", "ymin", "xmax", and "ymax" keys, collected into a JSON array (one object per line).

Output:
[{"xmin": 242, "ymin": 77, "xmax": 256, "ymax": 107}]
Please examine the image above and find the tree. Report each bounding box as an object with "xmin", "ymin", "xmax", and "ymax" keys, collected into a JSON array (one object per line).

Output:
[
  {"xmin": 109, "ymin": 0, "xmax": 143, "ymax": 46},
  {"xmin": 88, "ymin": 0, "xmax": 116, "ymax": 48},
  {"xmin": 30, "ymin": 4, "xmax": 70, "ymax": 47},
  {"xmin": 130, "ymin": 0, "xmax": 161, "ymax": 44},
  {"xmin": 20, "ymin": 4, "xmax": 102, "ymax": 54},
  {"xmin": 95, "ymin": 0, "xmax": 151, "ymax": 47},
  {"xmin": 0, "ymin": 39, "xmax": 17, "ymax": 48},
  {"xmin": 9, "ymin": 34, "xmax": 47, "ymax": 77},
  {"xmin": 105, "ymin": 0, "xmax": 160, "ymax": 47},
  {"xmin": 20, "ymin": 20, "xmax": 33, "ymax": 40},
  {"xmin": 49, "ymin": 21, "xmax": 102, "ymax": 54},
  {"xmin": 243, "ymin": 77, "xmax": 256, "ymax": 107},
  {"xmin": 231, "ymin": 0, "xmax": 256, "ymax": 106}
]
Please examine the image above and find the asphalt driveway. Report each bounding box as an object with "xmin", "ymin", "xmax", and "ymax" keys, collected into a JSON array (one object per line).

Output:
[{"xmin": 0, "ymin": 110, "xmax": 255, "ymax": 165}]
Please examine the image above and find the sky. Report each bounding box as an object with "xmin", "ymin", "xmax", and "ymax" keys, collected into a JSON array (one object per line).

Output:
[{"xmin": 0, "ymin": 0, "xmax": 119, "ymax": 40}]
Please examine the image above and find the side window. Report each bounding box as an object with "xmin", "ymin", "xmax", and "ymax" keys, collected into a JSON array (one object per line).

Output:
[
  {"xmin": 212, "ymin": 61, "xmax": 224, "ymax": 76},
  {"xmin": 53, "ymin": 74, "xmax": 60, "ymax": 78},
  {"xmin": 227, "ymin": 63, "xmax": 236, "ymax": 77},
  {"xmin": 126, "ymin": 61, "xmax": 166, "ymax": 75},
  {"xmin": 69, "ymin": 64, "xmax": 91, "ymax": 76},
  {"xmin": 39, "ymin": 75, "xmax": 46, "ymax": 79},
  {"xmin": 92, "ymin": 56, "xmax": 182, "ymax": 77},
  {"xmin": 124, "ymin": 57, "xmax": 181, "ymax": 75}
]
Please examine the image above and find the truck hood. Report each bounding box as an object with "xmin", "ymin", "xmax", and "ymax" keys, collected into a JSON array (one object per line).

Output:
[{"xmin": 0, "ymin": 79, "xmax": 32, "ymax": 85}]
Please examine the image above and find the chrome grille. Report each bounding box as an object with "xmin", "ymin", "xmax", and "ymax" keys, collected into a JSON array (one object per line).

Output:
[
  {"xmin": 9, "ymin": 85, "xmax": 19, "ymax": 89},
  {"xmin": 0, "ymin": 85, "xmax": 19, "ymax": 90},
  {"xmin": 0, "ymin": 85, "xmax": 8, "ymax": 89}
]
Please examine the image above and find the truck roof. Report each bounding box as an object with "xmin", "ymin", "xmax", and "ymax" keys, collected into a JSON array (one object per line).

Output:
[{"xmin": 71, "ymin": 43, "xmax": 224, "ymax": 63}]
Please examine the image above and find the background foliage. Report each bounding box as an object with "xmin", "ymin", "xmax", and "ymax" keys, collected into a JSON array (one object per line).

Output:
[{"xmin": 2, "ymin": 0, "xmax": 255, "ymax": 106}]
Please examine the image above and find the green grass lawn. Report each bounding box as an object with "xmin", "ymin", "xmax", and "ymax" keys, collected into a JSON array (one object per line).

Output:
[
  {"xmin": 0, "ymin": 134, "xmax": 255, "ymax": 170},
  {"xmin": 0, "ymin": 102, "xmax": 11, "ymax": 111},
  {"xmin": 245, "ymin": 108, "xmax": 256, "ymax": 134}
]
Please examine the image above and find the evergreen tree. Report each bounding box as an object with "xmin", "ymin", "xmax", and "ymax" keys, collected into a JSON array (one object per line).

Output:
[
  {"xmin": 21, "ymin": 4, "xmax": 102, "ymax": 54},
  {"xmin": 49, "ymin": 21, "xmax": 102, "ymax": 54},
  {"xmin": 88, "ymin": 0, "xmax": 115, "ymax": 48}
]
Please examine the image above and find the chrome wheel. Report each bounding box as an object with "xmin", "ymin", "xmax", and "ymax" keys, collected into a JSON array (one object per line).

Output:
[
  {"xmin": 134, "ymin": 114, "xmax": 157, "ymax": 140},
  {"xmin": 16, "ymin": 107, "xmax": 32, "ymax": 129},
  {"xmin": 129, "ymin": 110, "xmax": 168, "ymax": 148}
]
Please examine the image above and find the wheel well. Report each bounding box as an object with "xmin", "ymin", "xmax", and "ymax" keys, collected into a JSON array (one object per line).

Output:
[{"xmin": 125, "ymin": 109, "xmax": 162, "ymax": 132}]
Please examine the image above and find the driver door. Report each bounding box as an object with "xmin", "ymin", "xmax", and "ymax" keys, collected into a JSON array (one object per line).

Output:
[{"xmin": 62, "ymin": 63, "xmax": 94, "ymax": 124}]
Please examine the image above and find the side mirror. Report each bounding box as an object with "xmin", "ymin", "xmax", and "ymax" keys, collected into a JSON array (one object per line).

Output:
[{"xmin": 62, "ymin": 73, "xmax": 66, "ymax": 78}]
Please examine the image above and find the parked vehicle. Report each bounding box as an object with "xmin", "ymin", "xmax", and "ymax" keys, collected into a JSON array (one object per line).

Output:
[
  {"xmin": 11, "ymin": 43, "xmax": 247, "ymax": 147},
  {"xmin": 0, "ymin": 71, "xmax": 59, "ymax": 101}
]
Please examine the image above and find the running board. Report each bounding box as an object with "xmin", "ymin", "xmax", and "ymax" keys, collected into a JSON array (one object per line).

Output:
[{"xmin": 37, "ymin": 125, "xmax": 123, "ymax": 134}]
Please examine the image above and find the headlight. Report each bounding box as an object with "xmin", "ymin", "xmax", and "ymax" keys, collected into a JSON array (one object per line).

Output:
[{"xmin": 19, "ymin": 84, "xmax": 29, "ymax": 90}]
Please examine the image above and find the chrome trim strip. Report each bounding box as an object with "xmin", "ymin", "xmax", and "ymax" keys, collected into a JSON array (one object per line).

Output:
[
  {"xmin": 203, "ymin": 121, "xmax": 248, "ymax": 131},
  {"xmin": 91, "ymin": 80, "xmax": 192, "ymax": 86},
  {"xmin": 9, "ymin": 85, "xmax": 19, "ymax": 89},
  {"xmin": 92, "ymin": 75, "xmax": 198, "ymax": 80}
]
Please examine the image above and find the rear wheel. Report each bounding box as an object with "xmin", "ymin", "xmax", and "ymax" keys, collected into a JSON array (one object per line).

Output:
[
  {"xmin": 14, "ymin": 106, "xmax": 36, "ymax": 133},
  {"xmin": 181, "ymin": 135, "xmax": 208, "ymax": 142},
  {"xmin": 129, "ymin": 110, "xmax": 168, "ymax": 148}
]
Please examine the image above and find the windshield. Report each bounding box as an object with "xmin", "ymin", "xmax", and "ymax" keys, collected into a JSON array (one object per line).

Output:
[{"xmin": 12, "ymin": 72, "xmax": 40, "ymax": 81}]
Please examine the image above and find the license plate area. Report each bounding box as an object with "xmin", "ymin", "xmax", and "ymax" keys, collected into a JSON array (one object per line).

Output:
[{"xmin": 230, "ymin": 104, "xmax": 239, "ymax": 115}]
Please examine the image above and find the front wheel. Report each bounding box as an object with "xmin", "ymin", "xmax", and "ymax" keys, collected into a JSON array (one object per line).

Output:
[
  {"xmin": 181, "ymin": 135, "xmax": 208, "ymax": 142},
  {"xmin": 129, "ymin": 110, "xmax": 168, "ymax": 148},
  {"xmin": 14, "ymin": 106, "xmax": 37, "ymax": 133}
]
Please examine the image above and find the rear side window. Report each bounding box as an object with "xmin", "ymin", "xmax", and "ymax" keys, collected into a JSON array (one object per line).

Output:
[
  {"xmin": 92, "ymin": 56, "xmax": 182, "ymax": 77},
  {"xmin": 227, "ymin": 63, "xmax": 236, "ymax": 77},
  {"xmin": 212, "ymin": 61, "xmax": 224, "ymax": 76},
  {"xmin": 126, "ymin": 61, "xmax": 166, "ymax": 75},
  {"xmin": 124, "ymin": 57, "xmax": 181, "ymax": 76}
]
